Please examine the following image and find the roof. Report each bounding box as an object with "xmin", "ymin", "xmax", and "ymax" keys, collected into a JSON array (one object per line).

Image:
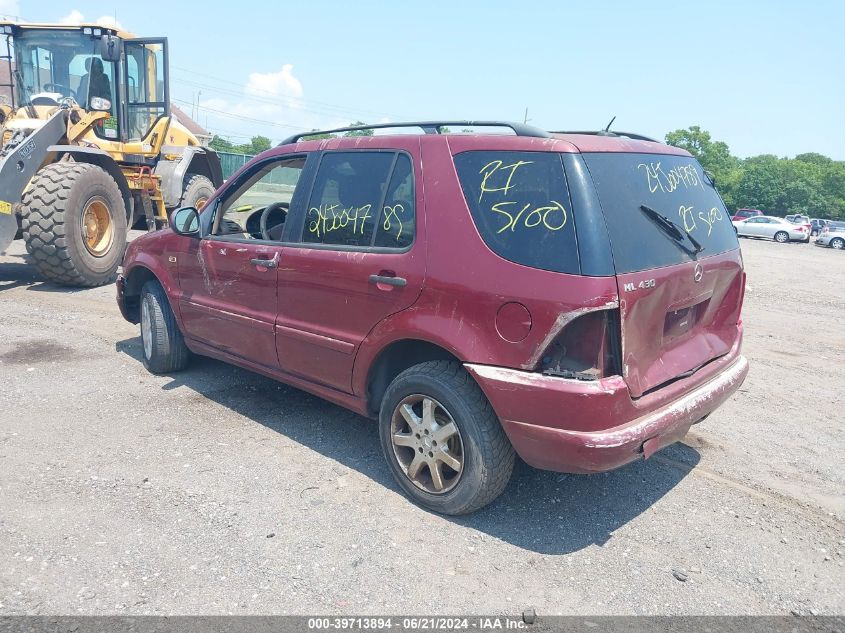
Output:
[
  {"xmin": 0, "ymin": 21, "xmax": 134, "ymax": 38},
  {"xmin": 550, "ymin": 133, "xmax": 690, "ymax": 156},
  {"xmin": 171, "ymin": 104, "xmax": 210, "ymax": 137}
]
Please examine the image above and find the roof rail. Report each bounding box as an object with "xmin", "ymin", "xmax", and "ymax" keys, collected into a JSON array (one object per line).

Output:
[
  {"xmin": 550, "ymin": 130, "xmax": 660, "ymax": 143},
  {"xmin": 280, "ymin": 121, "xmax": 551, "ymax": 145}
]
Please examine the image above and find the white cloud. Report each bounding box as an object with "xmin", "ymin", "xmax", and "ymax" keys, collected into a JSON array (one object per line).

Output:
[
  {"xmin": 245, "ymin": 65, "xmax": 303, "ymax": 100},
  {"xmin": 0, "ymin": 0, "xmax": 20, "ymax": 19},
  {"xmin": 95, "ymin": 15, "xmax": 124, "ymax": 30},
  {"xmin": 58, "ymin": 10, "xmax": 124, "ymax": 31},
  {"xmin": 59, "ymin": 9, "xmax": 84, "ymax": 24}
]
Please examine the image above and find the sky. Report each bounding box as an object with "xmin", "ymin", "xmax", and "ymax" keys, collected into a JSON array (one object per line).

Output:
[{"xmin": 2, "ymin": 0, "xmax": 843, "ymax": 159}]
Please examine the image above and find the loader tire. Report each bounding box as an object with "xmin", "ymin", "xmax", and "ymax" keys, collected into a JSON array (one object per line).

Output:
[
  {"xmin": 20, "ymin": 162, "xmax": 127, "ymax": 287},
  {"xmin": 179, "ymin": 175, "xmax": 214, "ymax": 211}
]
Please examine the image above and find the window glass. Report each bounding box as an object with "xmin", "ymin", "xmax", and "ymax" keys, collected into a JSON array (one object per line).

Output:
[
  {"xmin": 304, "ymin": 152, "xmax": 395, "ymax": 247},
  {"xmin": 453, "ymin": 151, "xmax": 579, "ymax": 274},
  {"xmin": 373, "ymin": 154, "xmax": 415, "ymax": 248},
  {"xmin": 123, "ymin": 40, "xmax": 166, "ymax": 140},
  {"xmin": 583, "ymin": 152, "xmax": 738, "ymax": 273},
  {"xmin": 215, "ymin": 157, "xmax": 305, "ymax": 240}
]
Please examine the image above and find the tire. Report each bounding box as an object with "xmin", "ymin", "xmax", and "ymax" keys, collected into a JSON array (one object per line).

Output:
[
  {"xmin": 139, "ymin": 280, "xmax": 190, "ymax": 374},
  {"xmin": 774, "ymin": 231, "xmax": 789, "ymax": 243},
  {"xmin": 20, "ymin": 162, "xmax": 127, "ymax": 287},
  {"xmin": 179, "ymin": 175, "xmax": 215, "ymax": 211},
  {"xmin": 378, "ymin": 360, "xmax": 515, "ymax": 515},
  {"xmin": 831, "ymin": 237, "xmax": 845, "ymax": 250}
]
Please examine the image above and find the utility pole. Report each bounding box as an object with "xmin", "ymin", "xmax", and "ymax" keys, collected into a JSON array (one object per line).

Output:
[{"xmin": 523, "ymin": 108, "xmax": 531, "ymax": 125}]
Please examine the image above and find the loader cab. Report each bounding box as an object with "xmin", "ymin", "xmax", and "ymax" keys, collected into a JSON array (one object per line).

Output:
[{"xmin": 1, "ymin": 23, "xmax": 168, "ymax": 144}]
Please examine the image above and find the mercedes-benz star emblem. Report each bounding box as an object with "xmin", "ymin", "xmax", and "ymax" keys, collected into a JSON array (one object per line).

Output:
[{"xmin": 693, "ymin": 263, "xmax": 704, "ymax": 283}]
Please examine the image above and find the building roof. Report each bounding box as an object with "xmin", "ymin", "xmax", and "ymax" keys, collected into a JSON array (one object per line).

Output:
[{"xmin": 171, "ymin": 104, "xmax": 210, "ymax": 138}]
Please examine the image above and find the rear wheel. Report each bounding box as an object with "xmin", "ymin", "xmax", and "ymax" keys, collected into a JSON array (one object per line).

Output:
[
  {"xmin": 139, "ymin": 280, "xmax": 190, "ymax": 374},
  {"xmin": 831, "ymin": 237, "xmax": 844, "ymax": 250},
  {"xmin": 774, "ymin": 231, "xmax": 789, "ymax": 243},
  {"xmin": 20, "ymin": 162, "xmax": 127, "ymax": 286},
  {"xmin": 378, "ymin": 360, "xmax": 515, "ymax": 515},
  {"xmin": 179, "ymin": 175, "xmax": 215, "ymax": 211}
]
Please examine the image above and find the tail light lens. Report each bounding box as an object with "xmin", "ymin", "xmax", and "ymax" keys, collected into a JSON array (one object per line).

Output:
[{"xmin": 537, "ymin": 309, "xmax": 622, "ymax": 380}]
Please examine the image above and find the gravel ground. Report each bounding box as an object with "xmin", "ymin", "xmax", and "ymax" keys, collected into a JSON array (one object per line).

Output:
[{"xmin": 0, "ymin": 234, "xmax": 842, "ymax": 616}]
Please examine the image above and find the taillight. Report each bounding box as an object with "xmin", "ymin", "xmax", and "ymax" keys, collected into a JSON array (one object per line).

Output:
[{"xmin": 537, "ymin": 309, "xmax": 622, "ymax": 380}]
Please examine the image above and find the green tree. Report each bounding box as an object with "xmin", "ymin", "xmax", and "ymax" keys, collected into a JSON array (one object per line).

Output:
[
  {"xmin": 209, "ymin": 135, "xmax": 234, "ymax": 153},
  {"xmin": 343, "ymin": 121, "xmax": 374, "ymax": 137},
  {"xmin": 249, "ymin": 135, "xmax": 272, "ymax": 153}
]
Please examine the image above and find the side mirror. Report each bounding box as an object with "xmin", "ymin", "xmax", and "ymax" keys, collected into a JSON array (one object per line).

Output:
[
  {"xmin": 171, "ymin": 207, "xmax": 200, "ymax": 237},
  {"xmin": 100, "ymin": 34, "xmax": 122, "ymax": 62}
]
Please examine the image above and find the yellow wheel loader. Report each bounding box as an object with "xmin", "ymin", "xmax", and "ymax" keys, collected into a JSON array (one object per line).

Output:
[{"xmin": 0, "ymin": 22, "xmax": 222, "ymax": 286}]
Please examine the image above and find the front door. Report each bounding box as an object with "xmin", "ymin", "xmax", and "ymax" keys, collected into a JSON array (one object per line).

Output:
[
  {"xmin": 276, "ymin": 147, "xmax": 425, "ymax": 392},
  {"xmin": 177, "ymin": 154, "xmax": 308, "ymax": 368}
]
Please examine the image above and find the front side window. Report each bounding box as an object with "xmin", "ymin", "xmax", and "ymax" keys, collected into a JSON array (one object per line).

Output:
[
  {"xmin": 303, "ymin": 152, "xmax": 415, "ymax": 249},
  {"xmin": 214, "ymin": 156, "xmax": 305, "ymax": 240},
  {"xmin": 454, "ymin": 151, "xmax": 579, "ymax": 274}
]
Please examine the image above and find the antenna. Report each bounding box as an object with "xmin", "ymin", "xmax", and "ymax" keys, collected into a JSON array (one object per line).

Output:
[{"xmin": 604, "ymin": 116, "xmax": 617, "ymax": 132}]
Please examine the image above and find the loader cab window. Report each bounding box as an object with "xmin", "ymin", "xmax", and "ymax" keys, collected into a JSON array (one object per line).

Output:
[
  {"xmin": 13, "ymin": 29, "xmax": 118, "ymax": 139},
  {"xmin": 124, "ymin": 40, "xmax": 167, "ymax": 141}
]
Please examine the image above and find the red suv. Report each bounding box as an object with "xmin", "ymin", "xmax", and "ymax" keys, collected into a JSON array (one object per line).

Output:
[
  {"xmin": 117, "ymin": 122, "xmax": 749, "ymax": 514},
  {"xmin": 732, "ymin": 208, "xmax": 764, "ymax": 221}
]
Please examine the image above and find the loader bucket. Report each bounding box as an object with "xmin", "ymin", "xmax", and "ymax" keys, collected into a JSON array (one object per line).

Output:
[
  {"xmin": 0, "ymin": 207, "xmax": 15, "ymax": 253},
  {"xmin": 0, "ymin": 109, "xmax": 68, "ymax": 254}
]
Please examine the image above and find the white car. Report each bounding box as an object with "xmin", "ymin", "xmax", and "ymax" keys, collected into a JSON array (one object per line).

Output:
[{"xmin": 732, "ymin": 216, "xmax": 809, "ymax": 243}]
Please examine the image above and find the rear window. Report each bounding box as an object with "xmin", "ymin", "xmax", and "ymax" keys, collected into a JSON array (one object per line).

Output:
[
  {"xmin": 453, "ymin": 151, "xmax": 579, "ymax": 274},
  {"xmin": 583, "ymin": 152, "xmax": 738, "ymax": 273}
]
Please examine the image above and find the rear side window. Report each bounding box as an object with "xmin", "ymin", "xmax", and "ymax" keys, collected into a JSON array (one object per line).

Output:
[
  {"xmin": 583, "ymin": 152, "xmax": 739, "ymax": 273},
  {"xmin": 303, "ymin": 151, "xmax": 414, "ymax": 249},
  {"xmin": 453, "ymin": 151, "xmax": 579, "ymax": 274}
]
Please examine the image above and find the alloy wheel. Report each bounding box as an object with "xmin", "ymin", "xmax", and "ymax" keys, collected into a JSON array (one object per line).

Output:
[{"xmin": 390, "ymin": 394, "xmax": 464, "ymax": 494}]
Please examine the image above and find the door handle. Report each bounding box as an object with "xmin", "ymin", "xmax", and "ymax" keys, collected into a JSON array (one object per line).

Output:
[
  {"xmin": 369, "ymin": 274, "xmax": 407, "ymax": 287},
  {"xmin": 250, "ymin": 257, "xmax": 278, "ymax": 269}
]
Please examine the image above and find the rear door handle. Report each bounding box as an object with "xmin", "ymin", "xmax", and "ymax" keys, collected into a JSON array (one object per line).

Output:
[
  {"xmin": 369, "ymin": 274, "xmax": 407, "ymax": 287},
  {"xmin": 250, "ymin": 257, "xmax": 278, "ymax": 269}
]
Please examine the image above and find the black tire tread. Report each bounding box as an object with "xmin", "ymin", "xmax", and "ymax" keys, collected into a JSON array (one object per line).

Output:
[
  {"xmin": 180, "ymin": 174, "xmax": 215, "ymax": 208},
  {"xmin": 141, "ymin": 280, "xmax": 190, "ymax": 374},
  {"xmin": 385, "ymin": 360, "xmax": 514, "ymax": 514},
  {"xmin": 20, "ymin": 162, "xmax": 125, "ymax": 287}
]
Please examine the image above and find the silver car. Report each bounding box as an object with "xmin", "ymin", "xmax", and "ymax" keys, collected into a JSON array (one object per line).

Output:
[
  {"xmin": 733, "ymin": 216, "xmax": 809, "ymax": 243},
  {"xmin": 815, "ymin": 221, "xmax": 845, "ymax": 249}
]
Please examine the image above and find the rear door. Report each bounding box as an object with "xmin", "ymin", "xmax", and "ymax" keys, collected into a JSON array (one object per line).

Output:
[
  {"xmin": 583, "ymin": 152, "xmax": 744, "ymax": 398},
  {"xmin": 275, "ymin": 144, "xmax": 425, "ymax": 392}
]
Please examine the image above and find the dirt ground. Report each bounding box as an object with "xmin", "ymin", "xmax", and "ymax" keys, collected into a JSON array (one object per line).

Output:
[{"xmin": 0, "ymin": 234, "xmax": 842, "ymax": 616}]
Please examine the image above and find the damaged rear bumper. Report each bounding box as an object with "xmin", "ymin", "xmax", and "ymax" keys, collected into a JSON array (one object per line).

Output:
[{"xmin": 465, "ymin": 354, "xmax": 749, "ymax": 473}]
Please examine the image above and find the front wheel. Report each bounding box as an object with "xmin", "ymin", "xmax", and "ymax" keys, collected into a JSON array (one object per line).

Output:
[
  {"xmin": 378, "ymin": 360, "xmax": 515, "ymax": 515},
  {"xmin": 774, "ymin": 231, "xmax": 789, "ymax": 243},
  {"xmin": 831, "ymin": 237, "xmax": 845, "ymax": 250},
  {"xmin": 20, "ymin": 162, "xmax": 127, "ymax": 286},
  {"xmin": 140, "ymin": 280, "xmax": 190, "ymax": 374}
]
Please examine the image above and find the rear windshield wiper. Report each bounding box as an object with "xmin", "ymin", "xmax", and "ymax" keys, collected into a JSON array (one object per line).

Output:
[{"xmin": 639, "ymin": 204, "xmax": 704, "ymax": 256}]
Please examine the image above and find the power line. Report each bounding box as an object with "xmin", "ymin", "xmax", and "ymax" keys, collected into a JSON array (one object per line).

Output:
[
  {"xmin": 171, "ymin": 64, "xmax": 402, "ymax": 120},
  {"xmin": 171, "ymin": 97, "xmax": 309, "ymax": 132}
]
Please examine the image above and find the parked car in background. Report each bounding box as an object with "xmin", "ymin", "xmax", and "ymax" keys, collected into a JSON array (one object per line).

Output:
[
  {"xmin": 117, "ymin": 121, "xmax": 748, "ymax": 515},
  {"xmin": 815, "ymin": 221, "xmax": 845, "ymax": 249},
  {"xmin": 810, "ymin": 218, "xmax": 830, "ymax": 237},
  {"xmin": 733, "ymin": 216, "xmax": 809, "ymax": 243},
  {"xmin": 785, "ymin": 214, "xmax": 812, "ymax": 240},
  {"xmin": 732, "ymin": 208, "xmax": 764, "ymax": 221}
]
